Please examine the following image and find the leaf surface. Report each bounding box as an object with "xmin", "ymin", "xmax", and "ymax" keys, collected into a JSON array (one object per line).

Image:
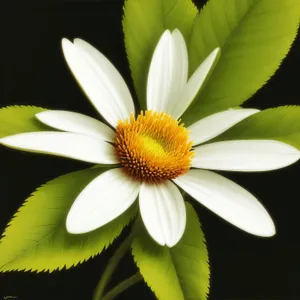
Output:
[
  {"xmin": 0, "ymin": 167, "xmax": 137, "ymax": 272},
  {"xmin": 132, "ymin": 202, "xmax": 209, "ymax": 300},
  {"xmin": 182, "ymin": 0, "xmax": 300, "ymax": 125},
  {"xmin": 123, "ymin": 0, "xmax": 197, "ymax": 109},
  {"xmin": 0, "ymin": 106, "xmax": 48, "ymax": 137},
  {"xmin": 213, "ymin": 106, "xmax": 300, "ymax": 150}
]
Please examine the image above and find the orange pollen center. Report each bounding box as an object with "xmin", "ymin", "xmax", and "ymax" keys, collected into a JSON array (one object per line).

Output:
[{"xmin": 115, "ymin": 110, "xmax": 194, "ymax": 183}]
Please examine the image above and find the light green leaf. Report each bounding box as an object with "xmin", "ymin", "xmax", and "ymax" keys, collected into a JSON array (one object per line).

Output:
[
  {"xmin": 182, "ymin": 0, "xmax": 300, "ymax": 126},
  {"xmin": 132, "ymin": 202, "xmax": 209, "ymax": 300},
  {"xmin": 0, "ymin": 167, "xmax": 137, "ymax": 272},
  {"xmin": 0, "ymin": 106, "xmax": 48, "ymax": 138},
  {"xmin": 213, "ymin": 106, "xmax": 300, "ymax": 150},
  {"xmin": 123, "ymin": 0, "xmax": 197, "ymax": 109}
]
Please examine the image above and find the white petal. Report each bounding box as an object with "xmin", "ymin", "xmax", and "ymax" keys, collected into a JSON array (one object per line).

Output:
[
  {"xmin": 0, "ymin": 132, "xmax": 118, "ymax": 164},
  {"xmin": 174, "ymin": 169, "xmax": 275, "ymax": 236},
  {"xmin": 62, "ymin": 38, "xmax": 135, "ymax": 128},
  {"xmin": 36, "ymin": 110, "xmax": 115, "ymax": 142},
  {"xmin": 192, "ymin": 140, "xmax": 300, "ymax": 171},
  {"xmin": 147, "ymin": 30, "xmax": 178, "ymax": 113},
  {"xmin": 181, "ymin": 48, "xmax": 220, "ymax": 117},
  {"xmin": 163, "ymin": 29, "xmax": 189, "ymax": 118},
  {"xmin": 139, "ymin": 181, "xmax": 186, "ymax": 247},
  {"xmin": 188, "ymin": 108, "xmax": 259, "ymax": 145},
  {"xmin": 66, "ymin": 168, "xmax": 140, "ymax": 234},
  {"xmin": 172, "ymin": 29, "xmax": 188, "ymax": 84}
]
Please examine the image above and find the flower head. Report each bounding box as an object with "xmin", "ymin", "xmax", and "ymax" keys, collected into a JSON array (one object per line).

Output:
[
  {"xmin": 115, "ymin": 111, "xmax": 194, "ymax": 182},
  {"xmin": 1, "ymin": 29, "xmax": 299, "ymax": 247}
]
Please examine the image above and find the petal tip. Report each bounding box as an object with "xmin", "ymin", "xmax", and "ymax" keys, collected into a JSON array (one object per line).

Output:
[
  {"xmin": 65, "ymin": 217, "xmax": 77, "ymax": 234},
  {"xmin": 213, "ymin": 47, "xmax": 221, "ymax": 57},
  {"xmin": 66, "ymin": 226, "xmax": 84, "ymax": 235},
  {"xmin": 252, "ymin": 108, "xmax": 261, "ymax": 113},
  {"xmin": 252, "ymin": 212, "xmax": 276, "ymax": 238},
  {"xmin": 166, "ymin": 240, "xmax": 176, "ymax": 248},
  {"xmin": 66, "ymin": 213, "xmax": 89, "ymax": 235},
  {"xmin": 0, "ymin": 135, "xmax": 16, "ymax": 147},
  {"xmin": 35, "ymin": 111, "xmax": 46, "ymax": 122},
  {"xmin": 61, "ymin": 38, "xmax": 76, "ymax": 59},
  {"xmin": 161, "ymin": 29, "xmax": 172, "ymax": 41},
  {"xmin": 155, "ymin": 239, "xmax": 166, "ymax": 247},
  {"xmin": 172, "ymin": 28, "xmax": 182, "ymax": 36},
  {"xmin": 268, "ymin": 228, "xmax": 276, "ymax": 237},
  {"xmin": 61, "ymin": 38, "xmax": 72, "ymax": 48},
  {"xmin": 73, "ymin": 38, "xmax": 87, "ymax": 47},
  {"xmin": 259, "ymin": 223, "xmax": 276, "ymax": 238},
  {"xmin": 0, "ymin": 137, "xmax": 7, "ymax": 145}
]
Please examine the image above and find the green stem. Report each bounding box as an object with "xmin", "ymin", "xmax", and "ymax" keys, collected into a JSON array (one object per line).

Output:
[
  {"xmin": 93, "ymin": 233, "xmax": 134, "ymax": 300},
  {"xmin": 101, "ymin": 273, "xmax": 143, "ymax": 300}
]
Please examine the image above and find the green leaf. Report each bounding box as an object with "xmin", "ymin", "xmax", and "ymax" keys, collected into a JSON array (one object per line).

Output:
[
  {"xmin": 0, "ymin": 167, "xmax": 137, "ymax": 272},
  {"xmin": 132, "ymin": 202, "xmax": 209, "ymax": 300},
  {"xmin": 0, "ymin": 106, "xmax": 48, "ymax": 138},
  {"xmin": 123, "ymin": 0, "xmax": 197, "ymax": 109},
  {"xmin": 182, "ymin": 0, "xmax": 300, "ymax": 126},
  {"xmin": 213, "ymin": 106, "xmax": 300, "ymax": 150}
]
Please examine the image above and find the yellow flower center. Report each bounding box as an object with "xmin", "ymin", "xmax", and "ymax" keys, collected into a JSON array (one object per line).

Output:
[{"xmin": 115, "ymin": 110, "xmax": 194, "ymax": 183}]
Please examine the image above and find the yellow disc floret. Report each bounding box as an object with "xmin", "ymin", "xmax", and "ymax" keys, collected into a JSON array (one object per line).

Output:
[{"xmin": 115, "ymin": 110, "xmax": 194, "ymax": 183}]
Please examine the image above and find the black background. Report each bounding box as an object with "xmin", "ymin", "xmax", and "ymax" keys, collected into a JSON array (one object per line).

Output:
[{"xmin": 0, "ymin": 0, "xmax": 299, "ymax": 299}]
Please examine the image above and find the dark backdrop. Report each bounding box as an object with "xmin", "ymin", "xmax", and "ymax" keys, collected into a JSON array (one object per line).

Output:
[{"xmin": 0, "ymin": 0, "xmax": 299, "ymax": 299}]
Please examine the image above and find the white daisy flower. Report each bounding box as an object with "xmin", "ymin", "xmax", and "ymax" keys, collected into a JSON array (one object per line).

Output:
[{"xmin": 1, "ymin": 29, "xmax": 299, "ymax": 247}]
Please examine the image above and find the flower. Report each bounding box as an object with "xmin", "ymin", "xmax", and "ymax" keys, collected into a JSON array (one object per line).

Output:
[{"xmin": 1, "ymin": 29, "xmax": 299, "ymax": 247}]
